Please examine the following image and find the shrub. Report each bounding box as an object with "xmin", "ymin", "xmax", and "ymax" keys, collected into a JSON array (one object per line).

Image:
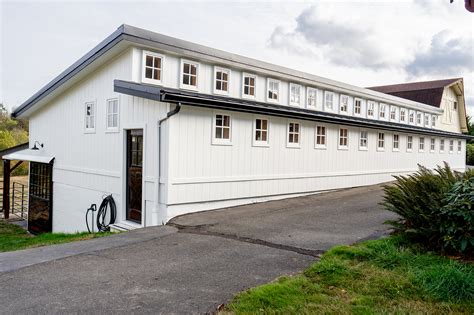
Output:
[
  {"xmin": 467, "ymin": 143, "xmax": 474, "ymax": 165},
  {"xmin": 382, "ymin": 163, "xmax": 474, "ymax": 256}
]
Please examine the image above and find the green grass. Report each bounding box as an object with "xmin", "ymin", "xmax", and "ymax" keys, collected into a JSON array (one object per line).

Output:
[
  {"xmin": 0, "ymin": 220, "xmax": 112, "ymax": 252},
  {"xmin": 224, "ymin": 236, "xmax": 474, "ymax": 314}
]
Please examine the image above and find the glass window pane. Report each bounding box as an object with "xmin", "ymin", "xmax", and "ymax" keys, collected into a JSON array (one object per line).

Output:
[
  {"xmin": 184, "ymin": 63, "xmax": 189, "ymax": 73},
  {"xmin": 146, "ymin": 55, "xmax": 153, "ymax": 67},
  {"xmin": 224, "ymin": 115, "xmax": 230, "ymax": 126},
  {"xmin": 191, "ymin": 76, "xmax": 197, "ymax": 86},
  {"xmin": 223, "ymin": 128, "xmax": 230, "ymax": 139},
  {"xmin": 191, "ymin": 65, "xmax": 197, "ymax": 75}
]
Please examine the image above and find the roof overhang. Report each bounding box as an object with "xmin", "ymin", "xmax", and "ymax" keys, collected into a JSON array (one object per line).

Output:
[
  {"xmin": 445, "ymin": 79, "xmax": 469, "ymax": 133},
  {"xmin": 2, "ymin": 148, "xmax": 54, "ymax": 164},
  {"xmin": 114, "ymin": 80, "xmax": 473, "ymax": 140}
]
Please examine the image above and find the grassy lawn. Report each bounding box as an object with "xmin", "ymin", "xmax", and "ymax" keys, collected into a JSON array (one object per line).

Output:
[
  {"xmin": 224, "ymin": 236, "xmax": 474, "ymax": 314},
  {"xmin": 0, "ymin": 220, "xmax": 112, "ymax": 253}
]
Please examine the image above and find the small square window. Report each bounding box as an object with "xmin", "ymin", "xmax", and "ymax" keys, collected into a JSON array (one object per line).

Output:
[
  {"xmin": 85, "ymin": 101, "xmax": 96, "ymax": 133},
  {"xmin": 180, "ymin": 60, "xmax": 199, "ymax": 90},
  {"xmin": 338, "ymin": 128, "xmax": 348, "ymax": 149},
  {"xmin": 307, "ymin": 88, "xmax": 317, "ymax": 108},
  {"xmin": 393, "ymin": 134, "xmax": 399, "ymax": 151},
  {"xmin": 324, "ymin": 92, "xmax": 334, "ymax": 111},
  {"xmin": 253, "ymin": 118, "xmax": 269, "ymax": 146},
  {"xmin": 377, "ymin": 132, "xmax": 385, "ymax": 151},
  {"xmin": 242, "ymin": 73, "xmax": 256, "ymax": 98},
  {"xmin": 359, "ymin": 130, "xmax": 368, "ymax": 150},
  {"xmin": 214, "ymin": 67, "xmax": 230, "ymax": 94},
  {"xmin": 267, "ymin": 79, "xmax": 280, "ymax": 103},
  {"xmin": 315, "ymin": 125, "xmax": 326, "ymax": 149},
  {"xmin": 457, "ymin": 140, "xmax": 462, "ymax": 153},
  {"xmin": 106, "ymin": 98, "xmax": 119, "ymax": 131},
  {"xmin": 212, "ymin": 113, "xmax": 231, "ymax": 145},
  {"xmin": 289, "ymin": 83, "xmax": 302, "ymax": 106},
  {"xmin": 287, "ymin": 122, "xmax": 300, "ymax": 148},
  {"xmin": 142, "ymin": 51, "xmax": 163, "ymax": 84},
  {"xmin": 354, "ymin": 99, "xmax": 362, "ymax": 115}
]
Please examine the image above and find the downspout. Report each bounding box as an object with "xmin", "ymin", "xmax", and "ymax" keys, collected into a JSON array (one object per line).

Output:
[{"xmin": 155, "ymin": 101, "xmax": 181, "ymax": 224}]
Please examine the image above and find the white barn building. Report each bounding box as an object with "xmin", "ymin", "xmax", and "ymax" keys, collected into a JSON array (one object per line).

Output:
[{"xmin": 2, "ymin": 25, "xmax": 471, "ymax": 233}]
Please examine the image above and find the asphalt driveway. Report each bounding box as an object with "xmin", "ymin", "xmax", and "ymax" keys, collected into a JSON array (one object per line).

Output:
[{"xmin": 0, "ymin": 184, "xmax": 396, "ymax": 314}]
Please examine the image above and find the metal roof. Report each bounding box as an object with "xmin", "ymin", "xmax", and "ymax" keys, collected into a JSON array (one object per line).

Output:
[
  {"xmin": 13, "ymin": 24, "xmax": 445, "ymax": 118},
  {"xmin": 114, "ymin": 80, "xmax": 473, "ymax": 140}
]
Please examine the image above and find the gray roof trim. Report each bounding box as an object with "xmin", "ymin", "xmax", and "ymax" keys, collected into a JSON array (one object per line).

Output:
[
  {"xmin": 114, "ymin": 80, "xmax": 473, "ymax": 140},
  {"xmin": 0, "ymin": 142, "xmax": 30, "ymax": 158}
]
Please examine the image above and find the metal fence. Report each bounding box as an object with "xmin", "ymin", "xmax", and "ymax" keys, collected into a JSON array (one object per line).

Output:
[{"xmin": 0, "ymin": 179, "xmax": 28, "ymax": 220}]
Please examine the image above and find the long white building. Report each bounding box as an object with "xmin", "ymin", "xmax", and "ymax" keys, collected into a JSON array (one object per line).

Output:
[{"xmin": 1, "ymin": 25, "xmax": 471, "ymax": 233}]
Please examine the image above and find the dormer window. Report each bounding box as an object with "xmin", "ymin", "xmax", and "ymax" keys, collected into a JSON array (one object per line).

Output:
[
  {"xmin": 214, "ymin": 67, "xmax": 230, "ymax": 94},
  {"xmin": 307, "ymin": 88, "xmax": 317, "ymax": 108},
  {"xmin": 242, "ymin": 73, "xmax": 256, "ymax": 98},
  {"xmin": 289, "ymin": 83, "xmax": 301, "ymax": 106},
  {"xmin": 390, "ymin": 107, "xmax": 396, "ymax": 120},
  {"xmin": 354, "ymin": 99, "xmax": 361, "ymax": 115},
  {"xmin": 180, "ymin": 59, "xmax": 199, "ymax": 90},
  {"xmin": 409, "ymin": 112, "xmax": 415, "ymax": 124},
  {"xmin": 432, "ymin": 115, "xmax": 436, "ymax": 127},
  {"xmin": 324, "ymin": 92, "xmax": 334, "ymax": 110},
  {"xmin": 400, "ymin": 109, "xmax": 406, "ymax": 122},
  {"xmin": 267, "ymin": 79, "xmax": 280, "ymax": 103},
  {"xmin": 416, "ymin": 112, "xmax": 422, "ymax": 125},
  {"xmin": 367, "ymin": 101, "xmax": 375, "ymax": 117},
  {"xmin": 424, "ymin": 114, "xmax": 430, "ymax": 127},
  {"xmin": 379, "ymin": 104, "xmax": 386, "ymax": 119},
  {"xmin": 339, "ymin": 95, "xmax": 348, "ymax": 113},
  {"xmin": 142, "ymin": 51, "xmax": 163, "ymax": 84}
]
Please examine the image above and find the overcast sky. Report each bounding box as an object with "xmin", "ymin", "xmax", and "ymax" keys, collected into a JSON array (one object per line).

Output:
[{"xmin": 1, "ymin": 0, "xmax": 473, "ymax": 117}]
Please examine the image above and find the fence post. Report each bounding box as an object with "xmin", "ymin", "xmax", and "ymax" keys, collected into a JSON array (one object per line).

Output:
[{"xmin": 2, "ymin": 160, "xmax": 10, "ymax": 220}]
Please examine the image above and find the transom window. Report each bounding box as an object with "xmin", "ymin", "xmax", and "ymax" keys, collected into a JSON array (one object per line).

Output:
[
  {"xmin": 106, "ymin": 98, "xmax": 119, "ymax": 130},
  {"xmin": 242, "ymin": 73, "xmax": 256, "ymax": 98},
  {"xmin": 367, "ymin": 101, "xmax": 375, "ymax": 117},
  {"xmin": 354, "ymin": 99, "xmax": 361, "ymax": 115},
  {"xmin": 181, "ymin": 60, "xmax": 198, "ymax": 89},
  {"xmin": 377, "ymin": 132, "xmax": 385, "ymax": 150},
  {"xmin": 287, "ymin": 122, "xmax": 300, "ymax": 147},
  {"xmin": 213, "ymin": 114, "xmax": 231, "ymax": 144},
  {"xmin": 307, "ymin": 88, "xmax": 317, "ymax": 108},
  {"xmin": 142, "ymin": 51, "xmax": 163, "ymax": 84},
  {"xmin": 379, "ymin": 104, "xmax": 386, "ymax": 119},
  {"xmin": 449, "ymin": 140, "xmax": 454, "ymax": 152},
  {"xmin": 289, "ymin": 83, "xmax": 301, "ymax": 106},
  {"xmin": 214, "ymin": 67, "xmax": 230, "ymax": 94},
  {"xmin": 315, "ymin": 125, "xmax": 326, "ymax": 148},
  {"xmin": 430, "ymin": 138, "xmax": 435, "ymax": 152},
  {"xmin": 390, "ymin": 107, "xmax": 396, "ymax": 120},
  {"xmin": 85, "ymin": 102, "xmax": 95, "ymax": 132},
  {"xmin": 267, "ymin": 79, "xmax": 280, "ymax": 102},
  {"xmin": 340, "ymin": 95, "xmax": 348, "ymax": 113},
  {"xmin": 419, "ymin": 137, "xmax": 425, "ymax": 151},
  {"xmin": 393, "ymin": 134, "xmax": 399, "ymax": 150},
  {"xmin": 339, "ymin": 128, "xmax": 348, "ymax": 149},
  {"xmin": 400, "ymin": 109, "xmax": 406, "ymax": 122},
  {"xmin": 324, "ymin": 92, "xmax": 334, "ymax": 110},
  {"xmin": 407, "ymin": 135, "xmax": 413, "ymax": 151},
  {"xmin": 440, "ymin": 139, "xmax": 445, "ymax": 152},
  {"xmin": 359, "ymin": 130, "xmax": 368, "ymax": 149},
  {"xmin": 254, "ymin": 118, "xmax": 269, "ymax": 145}
]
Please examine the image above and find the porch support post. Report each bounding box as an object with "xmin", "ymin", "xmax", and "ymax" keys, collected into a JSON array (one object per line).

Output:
[{"xmin": 2, "ymin": 159, "xmax": 11, "ymax": 220}]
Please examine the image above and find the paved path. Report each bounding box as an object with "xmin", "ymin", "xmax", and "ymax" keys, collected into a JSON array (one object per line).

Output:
[{"xmin": 0, "ymin": 184, "xmax": 396, "ymax": 314}]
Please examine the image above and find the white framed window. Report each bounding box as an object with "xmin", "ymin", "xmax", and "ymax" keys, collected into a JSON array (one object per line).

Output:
[
  {"xmin": 242, "ymin": 73, "xmax": 256, "ymax": 99},
  {"xmin": 432, "ymin": 115, "xmax": 436, "ymax": 127},
  {"xmin": 142, "ymin": 50, "xmax": 164, "ymax": 84},
  {"xmin": 390, "ymin": 106, "xmax": 397, "ymax": 121},
  {"xmin": 289, "ymin": 83, "xmax": 302, "ymax": 106},
  {"xmin": 407, "ymin": 135, "xmax": 413, "ymax": 152},
  {"xmin": 338, "ymin": 128, "xmax": 349, "ymax": 149},
  {"xmin": 400, "ymin": 109, "xmax": 406, "ymax": 122},
  {"xmin": 416, "ymin": 112, "xmax": 422, "ymax": 125},
  {"xmin": 84, "ymin": 101, "xmax": 96, "ymax": 133},
  {"xmin": 424, "ymin": 114, "xmax": 430, "ymax": 127},
  {"xmin": 324, "ymin": 91, "xmax": 334, "ymax": 111},
  {"xmin": 214, "ymin": 67, "xmax": 230, "ymax": 95},
  {"xmin": 180, "ymin": 59, "xmax": 199, "ymax": 90},
  {"xmin": 449, "ymin": 140, "xmax": 454, "ymax": 153},
  {"xmin": 359, "ymin": 130, "xmax": 368, "ymax": 150},
  {"xmin": 440, "ymin": 139, "xmax": 445, "ymax": 152},
  {"xmin": 457, "ymin": 140, "xmax": 462, "ymax": 153},
  {"xmin": 253, "ymin": 118, "xmax": 269, "ymax": 147},
  {"xmin": 287, "ymin": 121, "xmax": 300, "ymax": 148},
  {"xmin": 379, "ymin": 104, "xmax": 386, "ymax": 119},
  {"xmin": 339, "ymin": 95, "xmax": 348, "ymax": 113},
  {"xmin": 409, "ymin": 112, "xmax": 415, "ymax": 124},
  {"xmin": 106, "ymin": 98, "xmax": 119, "ymax": 131},
  {"xmin": 367, "ymin": 101, "xmax": 375, "ymax": 117},
  {"xmin": 315, "ymin": 125, "xmax": 327, "ymax": 149},
  {"xmin": 419, "ymin": 137, "xmax": 425, "ymax": 152},
  {"xmin": 377, "ymin": 132, "xmax": 385, "ymax": 151},
  {"xmin": 267, "ymin": 78, "xmax": 280, "ymax": 103},
  {"xmin": 393, "ymin": 134, "xmax": 400, "ymax": 151},
  {"xmin": 212, "ymin": 113, "xmax": 231, "ymax": 145},
  {"xmin": 430, "ymin": 138, "xmax": 435, "ymax": 152},
  {"xmin": 354, "ymin": 98, "xmax": 362, "ymax": 115},
  {"xmin": 307, "ymin": 87, "xmax": 317, "ymax": 108}
]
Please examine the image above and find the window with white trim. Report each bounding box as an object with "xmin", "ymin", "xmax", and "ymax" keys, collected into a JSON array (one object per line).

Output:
[
  {"xmin": 440, "ymin": 139, "xmax": 445, "ymax": 152},
  {"xmin": 214, "ymin": 67, "xmax": 230, "ymax": 94},
  {"xmin": 106, "ymin": 98, "xmax": 119, "ymax": 130},
  {"xmin": 449, "ymin": 140, "xmax": 454, "ymax": 153},
  {"xmin": 393, "ymin": 134, "xmax": 399, "ymax": 151},
  {"xmin": 267, "ymin": 79, "xmax": 280, "ymax": 102},
  {"xmin": 379, "ymin": 104, "xmax": 386, "ymax": 119},
  {"xmin": 390, "ymin": 107, "xmax": 396, "ymax": 120},
  {"xmin": 253, "ymin": 118, "xmax": 269, "ymax": 146},
  {"xmin": 457, "ymin": 140, "xmax": 462, "ymax": 153},
  {"xmin": 430, "ymin": 138, "xmax": 435, "ymax": 152},
  {"xmin": 287, "ymin": 122, "xmax": 300, "ymax": 147},
  {"xmin": 416, "ymin": 112, "xmax": 422, "ymax": 125},
  {"xmin": 419, "ymin": 137, "xmax": 425, "ymax": 152},
  {"xmin": 142, "ymin": 51, "xmax": 163, "ymax": 84},
  {"xmin": 432, "ymin": 115, "xmax": 436, "ymax": 127},
  {"xmin": 367, "ymin": 101, "xmax": 375, "ymax": 117},
  {"xmin": 84, "ymin": 102, "xmax": 95, "ymax": 132},
  {"xmin": 181, "ymin": 60, "xmax": 198, "ymax": 89},
  {"xmin": 339, "ymin": 95, "xmax": 348, "ymax": 113},
  {"xmin": 242, "ymin": 73, "xmax": 256, "ymax": 98},
  {"xmin": 424, "ymin": 114, "xmax": 430, "ymax": 127},
  {"xmin": 359, "ymin": 130, "xmax": 368, "ymax": 150},
  {"xmin": 324, "ymin": 91, "xmax": 334, "ymax": 110},
  {"xmin": 407, "ymin": 135, "xmax": 413, "ymax": 151},
  {"xmin": 400, "ymin": 109, "xmax": 406, "ymax": 122},
  {"xmin": 212, "ymin": 114, "xmax": 231, "ymax": 144},
  {"xmin": 377, "ymin": 132, "xmax": 385, "ymax": 150},
  {"xmin": 338, "ymin": 128, "xmax": 348, "ymax": 149},
  {"xmin": 289, "ymin": 83, "xmax": 301, "ymax": 106},
  {"xmin": 315, "ymin": 125, "xmax": 326, "ymax": 148},
  {"xmin": 409, "ymin": 112, "xmax": 415, "ymax": 124},
  {"xmin": 354, "ymin": 99, "xmax": 361, "ymax": 115},
  {"xmin": 307, "ymin": 88, "xmax": 317, "ymax": 108}
]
